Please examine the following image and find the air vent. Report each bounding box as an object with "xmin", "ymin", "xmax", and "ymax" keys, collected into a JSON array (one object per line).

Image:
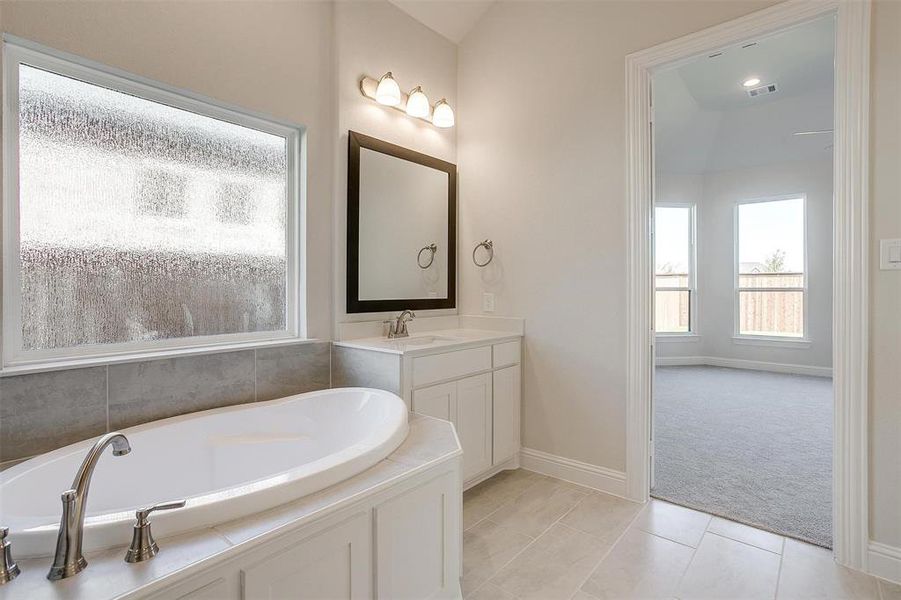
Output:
[{"xmin": 747, "ymin": 83, "xmax": 778, "ymax": 98}]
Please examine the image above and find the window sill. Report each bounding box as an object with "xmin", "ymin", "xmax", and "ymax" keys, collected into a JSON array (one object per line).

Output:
[
  {"xmin": 731, "ymin": 336, "xmax": 811, "ymax": 349},
  {"xmin": 655, "ymin": 334, "xmax": 700, "ymax": 342},
  {"xmin": 0, "ymin": 337, "xmax": 321, "ymax": 378}
]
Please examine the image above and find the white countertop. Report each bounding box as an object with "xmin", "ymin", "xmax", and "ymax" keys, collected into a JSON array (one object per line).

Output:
[
  {"xmin": 333, "ymin": 328, "xmax": 522, "ymax": 356},
  {"xmin": 0, "ymin": 415, "xmax": 461, "ymax": 600}
]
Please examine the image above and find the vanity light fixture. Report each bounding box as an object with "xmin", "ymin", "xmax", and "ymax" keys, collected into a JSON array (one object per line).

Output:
[
  {"xmin": 359, "ymin": 72, "xmax": 455, "ymax": 128},
  {"xmin": 742, "ymin": 77, "xmax": 761, "ymax": 88},
  {"xmin": 432, "ymin": 99, "xmax": 455, "ymax": 128},
  {"xmin": 375, "ymin": 72, "xmax": 401, "ymax": 106},
  {"xmin": 406, "ymin": 86, "xmax": 431, "ymax": 119}
]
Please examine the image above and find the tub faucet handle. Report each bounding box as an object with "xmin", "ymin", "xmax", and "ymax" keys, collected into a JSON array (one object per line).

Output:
[
  {"xmin": 124, "ymin": 500, "xmax": 186, "ymax": 564},
  {"xmin": 0, "ymin": 527, "xmax": 20, "ymax": 585}
]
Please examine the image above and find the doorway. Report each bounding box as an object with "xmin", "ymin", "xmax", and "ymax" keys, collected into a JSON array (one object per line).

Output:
[
  {"xmin": 624, "ymin": 0, "xmax": 871, "ymax": 570},
  {"xmin": 650, "ymin": 17, "xmax": 834, "ymax": 547}
]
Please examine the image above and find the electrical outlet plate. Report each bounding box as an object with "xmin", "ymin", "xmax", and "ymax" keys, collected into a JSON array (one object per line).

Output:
[{"xmin": 482, "ymin": 292, "xmax": 495, "ymax": 313}]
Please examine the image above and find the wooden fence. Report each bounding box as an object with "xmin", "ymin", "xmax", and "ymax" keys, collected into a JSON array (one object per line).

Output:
[{"xmin": 655, "ymin": 272, "xmax": 804, "ymax": 336}]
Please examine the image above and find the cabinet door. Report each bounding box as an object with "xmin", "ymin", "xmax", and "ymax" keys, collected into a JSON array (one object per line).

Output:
[
  {"xmin": 456, "ymin": 373, "xmax": 493, "ymax": 481},
  {"xmin": 242, "ymin": 512, "xmax": 372, "ymax": 599},
  {"xmin": 375, "ymin": 470, "xmax": 461, "ymax": 600},
  {"xmin": 492, "ymin": 365, "xmax": 521, "ymax": 465},
  {"xmin": 412, "ymin": 381, "xmax": 456, "ymax": 421}
]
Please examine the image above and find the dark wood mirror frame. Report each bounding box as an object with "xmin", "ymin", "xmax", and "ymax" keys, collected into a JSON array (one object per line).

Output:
[{"xmin": 346, "ymin": 131, "xmax": 457, "ymax": 314}]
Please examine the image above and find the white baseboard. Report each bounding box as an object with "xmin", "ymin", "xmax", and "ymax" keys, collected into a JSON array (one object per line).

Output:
[
  {"xmin": 869, "ymin": 541, "xmax": 901, "ymax": 585},
  {"xmin": 655, "ymin": 355, "xmax": 832, "ymax": 378},
  {"xmin": 655, "ymin": 356, "xmax": 706, "ymax": 367},
  {"xmin": 519, "ymin": 447, "xmax": 627, "ymax": 499}
]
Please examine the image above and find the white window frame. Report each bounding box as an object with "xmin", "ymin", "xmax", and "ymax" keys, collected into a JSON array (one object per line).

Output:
[
  {"xmin": 654, "ymin": 202, "xmax": 697, "ymax": 337},
  {"xmin": 733, "ymin": 194, "xmax": 809, "ymax": 345},
  {"xmin": 1, "ymin": 36, "xmax": 306, "ymax": 372}
]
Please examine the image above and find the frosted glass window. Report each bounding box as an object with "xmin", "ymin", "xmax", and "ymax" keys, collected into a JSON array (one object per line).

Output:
[{"xmin": 5, "ymin": 52, "xmax": 300, "ymax": 362}]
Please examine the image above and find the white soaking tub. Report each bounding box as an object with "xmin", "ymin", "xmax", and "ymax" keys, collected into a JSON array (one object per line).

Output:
[{"xmin": 0, "ymin": 387, "xmax": 408, "ymax": 559}]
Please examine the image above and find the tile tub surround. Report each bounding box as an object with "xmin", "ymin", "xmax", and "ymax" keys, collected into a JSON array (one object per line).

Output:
[
  {"xmin": 0, "ymin": 341, "xmax": 330, "ymax": 463},
  {"xmin": 462, "ymin": 470, "xmax": 900, "ymax": 600},
  {"xmin": 331, "ymin": 345, "xmax": 401, "ymax": 394},
  {"xmin": 0, "ymin": 367, "xmax": 108, "ymax": 464},
  {"xmin": 0, "ymin": 415, "xmax": 461, "ymax": 600}
]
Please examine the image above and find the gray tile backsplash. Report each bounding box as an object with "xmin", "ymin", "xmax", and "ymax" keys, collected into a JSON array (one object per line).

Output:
[
  {"xmin": 331, "ymin": 345, "xmax": 401, "ymax": 395},
  {"xmin": 0, "ymin": 341, "xmax": 331, "ymax": 463},
  {"xmin": 108, "ymin": 350, "xmax": 256, "ymax": 430},
  {"xmin": 256, "ymin": 342, "xmax": 331, "ymax": 401},
  {"xmin": 0, "ymin": 367, "xmax": 108, "ymax": 462}
]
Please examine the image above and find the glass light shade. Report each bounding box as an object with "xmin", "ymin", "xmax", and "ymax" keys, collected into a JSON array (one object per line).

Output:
[
  {"xmin": 406, "ymin": 86, "xmax": 430, "ymax": 118},
  {"xmin": 432, "ymin": 99, "xmax": 455, "ymax": 128},
  {"xmin": 375, "ymin": 72, "xmax": 401, "ymax": 106}
]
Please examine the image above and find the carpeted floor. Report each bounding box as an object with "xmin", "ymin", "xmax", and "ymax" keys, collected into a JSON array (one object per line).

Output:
[{"xmin": 652, "ymin": 365, "xmax": 833, "ymax": 548}]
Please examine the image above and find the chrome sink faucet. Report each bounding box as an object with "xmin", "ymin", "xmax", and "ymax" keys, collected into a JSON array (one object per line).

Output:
[
  {"xmin": 48, "ymin": 432, "xmax": 131, "ymax": 581},
  {"xmin": 385, "ymin": 310, "xmax": 415, "ymax": 338}
]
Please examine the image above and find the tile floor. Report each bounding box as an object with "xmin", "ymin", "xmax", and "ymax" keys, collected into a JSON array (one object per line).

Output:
[{"xmin": 463, "ymin": 469, "xmax": 900, "ymax": 600}]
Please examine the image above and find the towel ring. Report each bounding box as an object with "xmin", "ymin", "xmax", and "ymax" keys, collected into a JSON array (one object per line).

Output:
[
  {"xmin": 418, "ymin": 243, "xmax": 437, "ymax": 269},
  {"xmin": 472, "ymin": 239, "xmax": 494, "ymax": 267}
]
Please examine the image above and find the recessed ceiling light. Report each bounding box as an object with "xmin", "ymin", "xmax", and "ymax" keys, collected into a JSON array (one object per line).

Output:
[{"xmin": 742, "ymin": 77, "xmax": 761, "ymax": 88}]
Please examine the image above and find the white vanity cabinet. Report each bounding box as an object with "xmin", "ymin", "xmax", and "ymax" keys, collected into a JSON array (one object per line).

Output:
[
  {"xmin": 492, "ymin": 364, "xmax": 521, "ymax": 465},
  {"xmin": 414, "ymin": 373, "xmax": 493, "ymax": 482},
  {"xmin": 408, "ymin": 339, "xmax": 522, "ymax": 487},
  {"xmin": 332, "ymin": 328, "xmax": 523, "ymax": 489}
]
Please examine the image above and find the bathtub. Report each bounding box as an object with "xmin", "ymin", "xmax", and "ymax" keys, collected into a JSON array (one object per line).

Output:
[{"xmin": 0, "ymin": 387, "xmax": 409, "ymax": 559}]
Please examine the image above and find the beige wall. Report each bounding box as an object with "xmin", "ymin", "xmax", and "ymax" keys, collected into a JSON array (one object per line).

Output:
[
  {"xmin": 457, "ymin": 0, "xmax": 781, "ymax": 472},
  {"xmin": 657, "ymin": 159, "xmax": 834, "ymax": 370},
  {"xmin": 869, "ymin": 0, "xmax": 901, "ymax": 550},
  {"xmin": 459, "ymin": 0, "xmax": 899, "ymax": 550},
  {"xmin": 1, "ymin": 0, "xmax": 336, "ymax": 339},
  {"xmin": 333, "ymin": 1, "xmax": 457, "ymax": 326}
]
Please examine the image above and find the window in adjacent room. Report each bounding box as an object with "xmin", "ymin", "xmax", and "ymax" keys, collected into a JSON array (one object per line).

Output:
[
  {"xmin": 1, "ymin": 41, "xmax": 303, "ymax": 369},
  {"xmin": 654, "ymin": 204, "xmax": 696, "ymax": 334},
  {"xmin": 735, "ymin": 196, "xmax": 806, "ymax": 338}
]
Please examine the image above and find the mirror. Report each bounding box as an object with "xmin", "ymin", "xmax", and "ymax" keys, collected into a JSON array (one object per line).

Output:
[{"xmin": 347, "ymin": 131, "xmax": 456, "ymax": 313}]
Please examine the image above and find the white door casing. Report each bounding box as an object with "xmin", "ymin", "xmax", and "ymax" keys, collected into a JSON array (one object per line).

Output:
[{"xmin": 625, "ymin": 0, "xmax": 870, "ymax": 571}]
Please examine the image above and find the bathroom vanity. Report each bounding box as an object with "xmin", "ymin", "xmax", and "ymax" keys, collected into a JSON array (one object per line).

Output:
[
  {"xmin": 341, "ymin": 131, "xmax": 523, "ymax": 490},
  {"xmin": 333, "ymin": 324, "xmax": 522, "ymax": 489}
]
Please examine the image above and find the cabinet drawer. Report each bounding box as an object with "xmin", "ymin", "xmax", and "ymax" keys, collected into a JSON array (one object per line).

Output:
[
  {"xmin": 413, "ymin": 346, "xmax": 492, "ymax": 387},
  {"xmin": 492, "ymin": 340, "xmax": 521, "ymax": 368}
]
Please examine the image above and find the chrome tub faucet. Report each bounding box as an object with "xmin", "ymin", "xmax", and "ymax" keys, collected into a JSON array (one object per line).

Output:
[
  {"xmin": 0, "ymin": 527, "xmax": 19, "ymax": 584},
  {"xmin": 48, "ymin": 432, "xmax": 131, "ymax": 581}
]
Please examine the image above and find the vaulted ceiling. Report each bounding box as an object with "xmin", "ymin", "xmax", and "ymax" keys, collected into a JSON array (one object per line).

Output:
[
  {"xmin": 654, "ymin": 16, "xmax": 835, "ymax": 174},
  {"xmin": 388, "ymin": 0, "xmax": 494, "ymax": 44}
]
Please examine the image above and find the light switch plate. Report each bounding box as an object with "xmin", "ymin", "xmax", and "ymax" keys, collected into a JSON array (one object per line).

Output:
[
  {"xmin": 482, "ymin": 292, "xmax": 496, "ymax": 313},
  {"xmin": 880, "ymin": 239, "xmax": 901, "ymax": 270}
]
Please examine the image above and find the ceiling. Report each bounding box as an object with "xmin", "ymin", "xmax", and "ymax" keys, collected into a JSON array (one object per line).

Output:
[
  {"xmin": 389, "ymin": 0, "xmax": 494, "ymax": 44},
  {"xmin": 654, "ymin": 16, "xmax": 835, "ymax": 174}
]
